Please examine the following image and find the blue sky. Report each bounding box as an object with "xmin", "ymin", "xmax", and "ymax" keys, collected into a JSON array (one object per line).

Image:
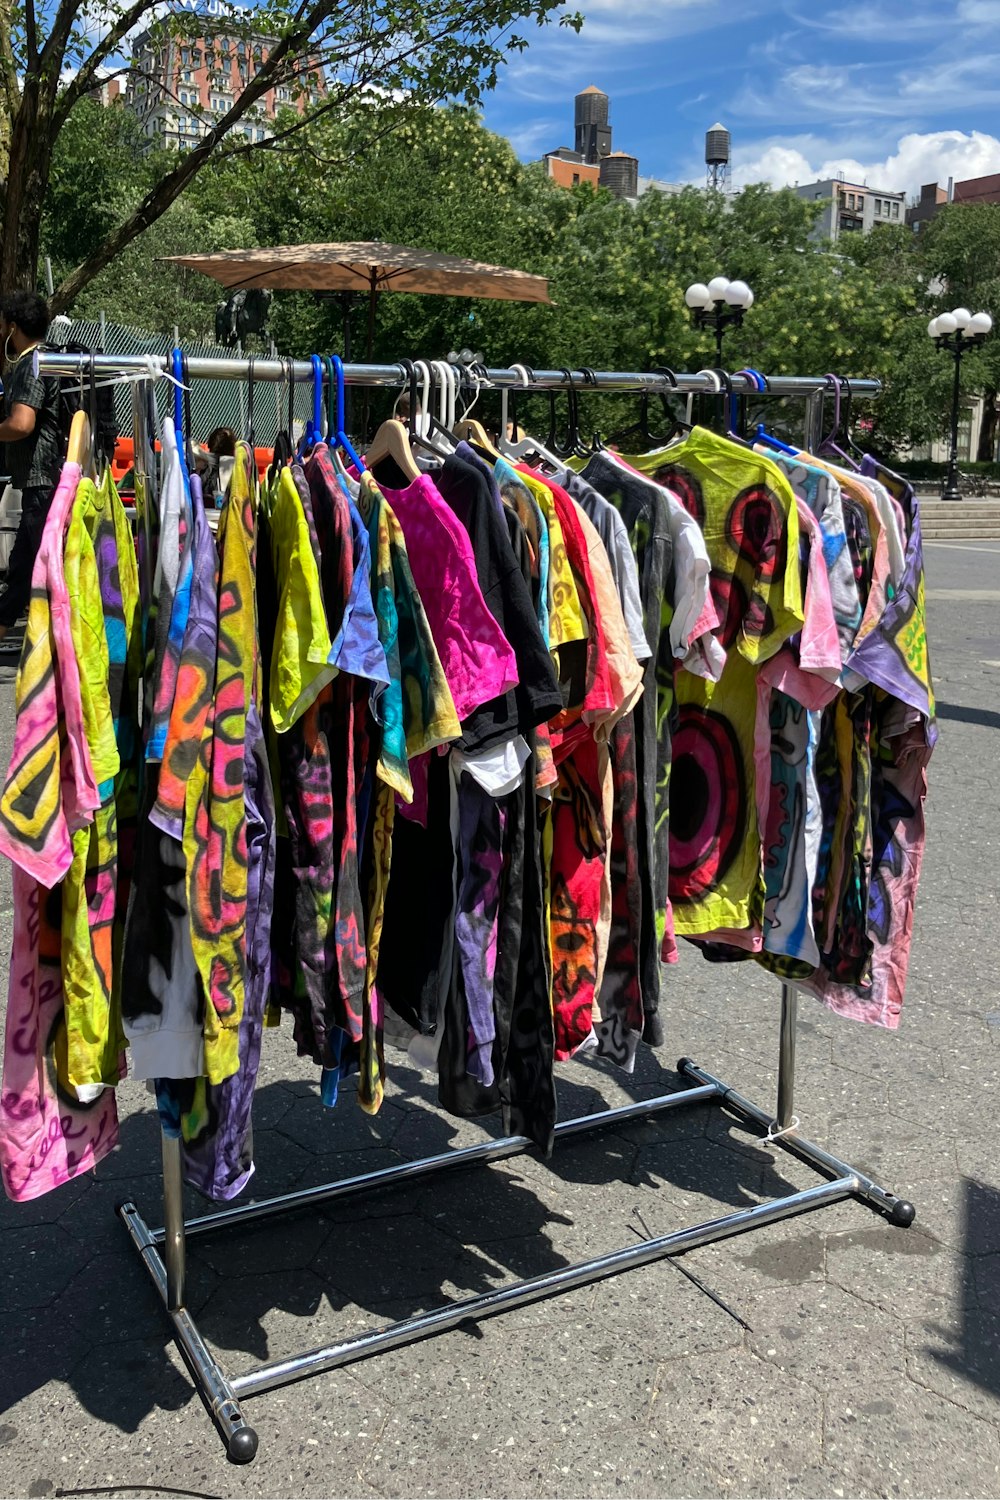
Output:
[{"xmin": 481, "ymin": 0, "xmax": 1000, "ymax": 197}]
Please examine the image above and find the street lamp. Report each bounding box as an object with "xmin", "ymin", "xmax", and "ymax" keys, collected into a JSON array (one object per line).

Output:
[
  {"xmin": 928, "ymin": 307, "xmax": 993, "ymax": 501},
  {"xmin": 685, "ymin": 277, "xmax": 754, "ymax": 363}
]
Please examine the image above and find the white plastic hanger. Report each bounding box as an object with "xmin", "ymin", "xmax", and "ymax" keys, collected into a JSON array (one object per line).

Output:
[{"xmin": 498, "ymin": 366, "xmax": 565, "ymax": 470}]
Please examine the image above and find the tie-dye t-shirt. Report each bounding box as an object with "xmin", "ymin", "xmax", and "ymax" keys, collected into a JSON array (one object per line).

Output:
[
  {"xmin": 0, "ymin": 463, "xmax": 119, "ymax": 1200},
  {"xmin": 146, "ymin": 419, "xmax": 193, "ymax": 761},
  {"xmin": 151, "ymin": 471, "xmax": 221, "ymax": 843},
  {"xmin": 514, "ymin": 467, "xmax": 588, "ymax": 648},
  {"xmin": 628, "ymin": 430, "xmax": 804, "ymax": 935},
  {"xmin": 61, "ymin": 478, "xmax": 127, "ymax": 1096},
  {"xmin": 304, "ymin": 446, "xmax": 389, "ymax": 690},
  {"xmin": 268, "ymin": 463, "xmax": 336, "ymax": 734},
  {"xmin": 495, "ymin": 456, "xmax": 550, "ymax": 646},
  {"xmin": 187, "ymin": 443, "xmax": 258, "ymax": 1085}
]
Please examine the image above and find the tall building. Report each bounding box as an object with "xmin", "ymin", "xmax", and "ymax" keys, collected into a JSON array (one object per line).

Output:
[
  {"xmin": 794, "ymin": 176, "xmax": 906, "ymax": 241},
  {"xmin": 126, "ymin": 16, "xmax": 323, "ymax": 150}
]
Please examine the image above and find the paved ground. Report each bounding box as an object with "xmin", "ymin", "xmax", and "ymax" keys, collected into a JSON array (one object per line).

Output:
[{"xmin": 0, "ymin": 540, "xmax": 998, "ymax": 1500}]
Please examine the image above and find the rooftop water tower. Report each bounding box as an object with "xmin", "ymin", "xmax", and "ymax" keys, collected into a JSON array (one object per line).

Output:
[{"xmin": 706, "ymin": 122, "xmax": 731, "ymax": 190}]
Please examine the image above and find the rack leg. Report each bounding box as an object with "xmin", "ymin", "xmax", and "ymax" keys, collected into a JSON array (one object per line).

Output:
[
  {"xmin": 777, "ymin": 983, "xmax": 798, "ymax": 1130},
  {"xmin": 678, "ymin": 1057, "xmax": 916, "ymax": 1227},
  {"xmin": 119, "ymin": 1197, "xmax": 259, "ymax": 1463},
  {"xmin": 161, "ymin": 1131, "xmax": 186, "ymax": 1312}
]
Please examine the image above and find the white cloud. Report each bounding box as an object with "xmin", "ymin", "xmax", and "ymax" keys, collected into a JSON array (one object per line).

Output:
[
  {"xmin": 734, "ymin": 51, "xmax": 1000, "ymax": 122},
  {"xmin": 725, "ymin": 129, "xmax": 1000, "ymax": 196},
  {"xmin": 505, "ymin": 117, "xmax": 560, "ymax": 156},
  {"xmin": 957, "ymin": 0, "xmax": 1000, "ymax": 18}
]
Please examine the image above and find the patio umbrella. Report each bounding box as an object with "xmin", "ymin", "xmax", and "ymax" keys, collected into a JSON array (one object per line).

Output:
[{"xmin": 164, "ymin": 240, "xmax": 553, "ymax": 361}]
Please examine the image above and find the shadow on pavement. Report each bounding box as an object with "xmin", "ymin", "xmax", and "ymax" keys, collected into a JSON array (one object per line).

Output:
[
  {"xmin": 929, "ymin": 1176, "xmax": 1000, "ymax": 1400},
  {"xmin": 935, "ymin": 701, "xmax": 1000, "ymax": 730},
  {"xmin": 0, "ymin": 1050, "xmax": 801, "ymax": 1440}
]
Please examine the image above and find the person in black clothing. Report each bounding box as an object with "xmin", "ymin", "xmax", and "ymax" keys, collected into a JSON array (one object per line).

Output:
[{"xmin": 0, "ymin": 291, "xmax": 62, "ymax": 638}]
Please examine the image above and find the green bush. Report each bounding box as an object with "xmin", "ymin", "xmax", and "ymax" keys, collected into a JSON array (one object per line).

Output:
[{"xmin": 889, "ymin": 459, "xmax": 1000, "ymax": 481}]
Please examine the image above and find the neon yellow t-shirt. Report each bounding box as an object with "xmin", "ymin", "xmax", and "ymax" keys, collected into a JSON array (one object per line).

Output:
[
  {"xmin": 268, "ymin": 464, "xmax": 336, "ymax": 733},
  {"xmin": 626, "ymin": 431, "xmax": 804, "ymax": 935}
]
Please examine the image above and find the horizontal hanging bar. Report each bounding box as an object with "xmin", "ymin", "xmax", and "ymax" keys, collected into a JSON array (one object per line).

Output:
[
  {"xmin": 227, "ymin": 1176, "xmax": 856, "ymax": 1399},
  {"xmin": 35, "ymin": 350, "xmax": 882, "ymax": 400},
  {"xmin": 144, "ymin": 1083, "xmax": 722, "ymax": 1244}
]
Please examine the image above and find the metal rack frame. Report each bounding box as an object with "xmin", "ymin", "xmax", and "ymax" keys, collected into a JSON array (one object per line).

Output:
[{"xmin": 37, "ymin": 354, "xmax": 913, "ymax": 1465}]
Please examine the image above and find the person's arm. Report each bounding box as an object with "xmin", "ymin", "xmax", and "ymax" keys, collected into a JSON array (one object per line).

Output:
[{"xmin": 0, "ymin": 403, "xmax": 38, "ymax": 444}]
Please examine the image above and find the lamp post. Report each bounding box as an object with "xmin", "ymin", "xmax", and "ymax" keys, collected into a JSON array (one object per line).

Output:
[
  {"xmin": 684, "ymin": 276, "xmax": 754, "ymax": 362},
  {"xmin": 928, "ymin": 307, "xmax": 992, "ymax": 501}
]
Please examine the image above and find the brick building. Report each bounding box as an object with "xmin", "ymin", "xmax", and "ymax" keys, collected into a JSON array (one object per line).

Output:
[{"xmin": 126, "ymin": 15, "xmax": 323, "ymax": 150}]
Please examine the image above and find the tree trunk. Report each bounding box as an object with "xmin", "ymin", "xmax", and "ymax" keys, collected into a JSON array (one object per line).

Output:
[
  {"xmin": 0, "ymin": 79, "xmax": 54, "ymax": 292},
  {"xmin": 976, "ymin": 389, "xmax": 998, "ymax": 463}
]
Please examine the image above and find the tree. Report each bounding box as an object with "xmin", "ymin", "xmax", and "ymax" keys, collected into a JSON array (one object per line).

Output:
[
  {"xmin": 0, "ymin": 0, "xmax": 577, "ymax": 310},
  {"xmin": 918, "ymin": 203, "xmax": 1000, "ymax": 461}
]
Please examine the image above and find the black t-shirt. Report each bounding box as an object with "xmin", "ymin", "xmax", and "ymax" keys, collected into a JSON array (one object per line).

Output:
[
  {"xmin": 433, "ymin": 453, "xmax": 562, "ymax": 751},
  {"xmin": 2, "ymin": 348, "xmax": 62, "ymax": 493}
]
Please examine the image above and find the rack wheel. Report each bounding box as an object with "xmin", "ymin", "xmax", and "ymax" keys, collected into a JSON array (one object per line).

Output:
[
  {"xmin": 889, "ymin": 1200, "xmax": 916, "ymax": 1228},
  {"xmin": 228, "ymin": 1426, "xmax": 258, "ymax": 1463},
  {"xmin": 676, "ymin": 1057, "xmax": 694, "ymax": 1075}
]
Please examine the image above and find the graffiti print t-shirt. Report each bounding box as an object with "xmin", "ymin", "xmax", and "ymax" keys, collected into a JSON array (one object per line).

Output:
[{"xmin": 628, "ymin": 430, "xmax": 804, "ymax": 935}]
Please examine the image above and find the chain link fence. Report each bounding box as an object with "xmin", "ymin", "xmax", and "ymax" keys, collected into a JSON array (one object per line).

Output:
[{"xmin": 46, "ymin": 316, "xmax": 312, "ymax": 447}]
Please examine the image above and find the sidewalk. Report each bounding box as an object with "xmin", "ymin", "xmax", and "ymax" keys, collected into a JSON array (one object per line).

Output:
[{"xmin": 0, "ymin": 541, "xmax": 996, "ymax": 1499}]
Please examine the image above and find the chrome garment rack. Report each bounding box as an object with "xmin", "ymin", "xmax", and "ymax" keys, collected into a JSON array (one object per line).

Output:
[{"xmin": 37, "ymin": 353, "xmax": 911, "ymax": 1465}]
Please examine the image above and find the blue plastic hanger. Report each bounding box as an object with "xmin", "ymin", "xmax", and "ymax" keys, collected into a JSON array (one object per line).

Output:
[
  {"xmin": 171, "ymin": 346, "xmax": 184, "ymax": 439},
  {"xmin": 739, "ymin": 367, "xmax": 799, "ymax": 454},
  {"xmin": 330, "ymin": 354, "xmax": 365, "ymax": 472},
  {"xmin": 297, "ymin": 354, "xmax": 323, "ymax": 454}
]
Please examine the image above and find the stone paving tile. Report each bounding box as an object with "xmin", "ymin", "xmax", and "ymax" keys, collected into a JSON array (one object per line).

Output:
[
  {"xmin": 903, "ymin": 1305, "xmax": 1000, "ymax": 1427},
  {"xmin": 823, "ymin": 1219, "xmax": 975, "ymax": 1321},
  {"xmin": 646, "ymin": 1348, "xmax": 825, "ymax": 1490},
  {"xmin": 899, "ymin": 1174, "xmax": 1000, "ymax": 1256},
  {"xmin": 822, "ymin": 1382, "xmax": 1000, "ymax": 1500},
  {"xmin": 745, "ymin": 1281, "xmax": 908, "ymax": 1396}
]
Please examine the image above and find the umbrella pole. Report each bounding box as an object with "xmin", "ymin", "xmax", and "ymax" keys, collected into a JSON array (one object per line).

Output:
[
  {"xmin": 339, "ymin": 292, "xmax": 354, "ymax": 434},
  {"xmin": 363, "ymin": 269, "xmax": 378, "ymax": 441}
]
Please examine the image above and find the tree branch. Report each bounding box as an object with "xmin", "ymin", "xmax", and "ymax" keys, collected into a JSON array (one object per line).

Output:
[
  {"xmin": 51, "ymin": 0, "xmax": 354, "ymax": 309},
  {"xmin": 55, "ymin": 0, "xmax": 158, "ymax": 125}
]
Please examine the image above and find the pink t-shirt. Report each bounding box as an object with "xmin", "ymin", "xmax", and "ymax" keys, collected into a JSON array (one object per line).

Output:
[
  {"xmin": 0, "ymin": 462, "xmax": 100, "ymax": 884},
  {"xmin": 0, "ymin": 460, "xmax": 120, "ymax": 1201},
  {"xmin": 374, "ymin": 473, "xmax": 519, "ymax": 722}
]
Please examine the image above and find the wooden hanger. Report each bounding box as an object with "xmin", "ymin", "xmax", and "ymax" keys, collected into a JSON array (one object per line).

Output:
[
  {"xmin": 453, "ymin": 363, "xmax": 501, "ymax": 460},
  {"xmin": 365, "ymin": 416, "xmax": 420, "ymax": 483},
  {"xmin": 66, "ymin": 409, "xmax": 93, "ymax": 472}
]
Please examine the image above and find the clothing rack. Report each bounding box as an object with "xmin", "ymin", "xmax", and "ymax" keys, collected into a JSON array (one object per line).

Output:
[{"xmin": 36, "ymin": 352, "xmax": 911, "ymax": 1466}]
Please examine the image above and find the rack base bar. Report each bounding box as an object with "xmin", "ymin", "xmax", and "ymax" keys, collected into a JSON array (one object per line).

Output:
[
  {"xmin": 144, "ymin": 1082, "xmax": 722, "ymax": 1245},
  {"xmin": 229, "ymin": 1176, "xmax": 854, "ymax": 1400},
  {"xmin": 677, "ymin": 1058, "xmax": 917, "ymax": 1227},
  {"xmin": 119, "ymin": 1203, "xmax": 260, "ymax": 1464},
  {"xmin": 118, "ymin": 1061, "xmax": 916, "ymax": 1462}
]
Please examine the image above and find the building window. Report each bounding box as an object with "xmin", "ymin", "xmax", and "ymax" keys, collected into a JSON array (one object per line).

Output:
[
  {"xmin": 572, "ymin": 172, "xmax": 580, "ymax": 184},
  {"xmin": 815, "ymin": 191, "xmax": 824, "ymax": 199},
  {"xmin": 182, "ymin": 69, "xmax": 192, "ymax": 82},
  {"xmin": 874, "ymin": 198, "xmax": 882, "ymax": 214},
  {"xmin": 847, "ymin": 192, "xmax": 854, "ymax": 208},
  {"xmin": 892, "ymin": 201, "xmax": 900, "ymax": 218}
]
